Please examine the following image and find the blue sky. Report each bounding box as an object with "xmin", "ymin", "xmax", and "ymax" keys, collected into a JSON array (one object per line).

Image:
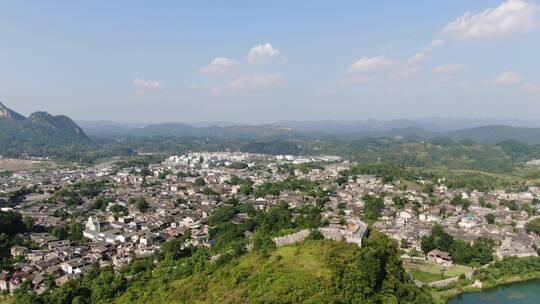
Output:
[{"xmin": 1, "ymin": 0, "xmax": 539, "ymax": 123}]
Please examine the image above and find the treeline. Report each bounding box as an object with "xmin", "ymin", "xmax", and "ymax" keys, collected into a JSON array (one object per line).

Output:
[
  {"xmin": 240, "ymin": 140, "xmax": 300, "ymax": 155},
  {"xmin": 50, "ymin": 180, "xmax": 109, "ymax": 207},
  {"xmin": 421, "ymin": 225, "xmax": 494, "ymax": 266},
  {"xmin": 0, "ymin": 211, "xmax": 34, "ymax": 270},
  {"xmin": 114, "ymin": 154, "xmax": 166, "ymax": 170},
  {"xmin": 474, "ymin": 256, "xmax": 540, "ymax": 287},
  {"xmin": 254, "ymin": 178, "xmax": 320, "ymax": 198},
  {"xmin": 208, "ymin": 199, "xmax": 324, "ymax": 253},
  {"xmin": 278, "ymin": 162, "xmax": 325, "ymax": 175},
  {"xmin": 331, "ymin": 231, "xmax": 434, "ymax": 303},
  {"xmin": 311, "ymin": 137, "xmax": 540, "ymax": 174},
  {"xmin": 10, "ymin": 128, "xmax": 540, "ymax": 175},
  {"xmin": 339, "ymin": 162, "xmax": 511, "ymax": 191}
]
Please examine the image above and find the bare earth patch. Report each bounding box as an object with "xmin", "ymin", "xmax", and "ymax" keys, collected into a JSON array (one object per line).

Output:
[{"xmin": 0, "ymin": 158, "xmax": 52, "ymax": 172}]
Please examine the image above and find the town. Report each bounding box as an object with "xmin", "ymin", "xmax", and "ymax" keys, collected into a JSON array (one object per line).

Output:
[{"xmin": 2, "ymin": 151, "xmax": 540, "ymax": 296}]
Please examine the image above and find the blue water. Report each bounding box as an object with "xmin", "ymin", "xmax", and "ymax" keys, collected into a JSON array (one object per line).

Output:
[{"xmin": 448, "ymin": 279, "xmax": 540, "ymax": 304}]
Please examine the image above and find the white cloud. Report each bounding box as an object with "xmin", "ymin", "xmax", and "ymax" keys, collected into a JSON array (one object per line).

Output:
[
  {"xmin": 492, "ymin": 70, "xmax": 523, "ymax": 85},
  {"xmin": 201, "ymin": 57, "xmax": 236, "ymax": 74},
  {"xmin": 134, "ymin": 78, "xmax": 162, "ymax": 90},
  {"xmin": 247, "ymin": 43, "xmax": 281, "ymax": 64},
  {"xmin": 347, "ymin": 39, "xmax": 443, "ymax": 80},
  {"xmin": 426, "ymin": 39, "xmax": 446, "ymax": 50},
  {"xmin": 133, "ymin": 78, "xmax": 163, "ymax": 95},
  {"xmin": 347, "ymin": 56, "xmax": 398, "ymax": 73},
  {"xmin": 433, "ymin": 64, "xmax": 466, "ymax": 74},
  {"xmin": 443, "ymin": 0, "xmax": 538, "ymax": 39},
  {"xmin": 229, "ymin": 73, "xmax": 285, "ymax": 89},
  {"xmin": 406, "ymin": 39, "xmax": 445, "ymax": 65},
  {"xmin": 489, "ymin": 70, "xmax": 540, "ymax": 93},
  {"xmin": 348, "ymin": 39, "xmax": 444, "ymax": 79},
  {"xmin": 407, "ymin": 52, "xmax": 426, "ymax": 65},
  {"xmin": 522, "ymin": 83, "xmax": 540, "ymax": 93}
]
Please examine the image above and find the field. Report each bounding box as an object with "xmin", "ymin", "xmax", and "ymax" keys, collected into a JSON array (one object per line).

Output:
[
  {"xmin": 0, "ymin": 158, "xmax": 53, "ymax": 172},
  {"xmin": 403, "ymin": 258, "xmax": 473, "ymax": 283}
]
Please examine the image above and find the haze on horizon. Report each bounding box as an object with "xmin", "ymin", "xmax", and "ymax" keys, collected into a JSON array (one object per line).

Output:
[{"xmin": 1, "ymin": 0, "xmax": 539, "ymax": 124}]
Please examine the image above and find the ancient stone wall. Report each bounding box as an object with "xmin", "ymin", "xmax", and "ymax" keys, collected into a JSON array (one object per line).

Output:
[{"xmin": 272, "ymin": 229, "xmax": 310, "ymax": 247}]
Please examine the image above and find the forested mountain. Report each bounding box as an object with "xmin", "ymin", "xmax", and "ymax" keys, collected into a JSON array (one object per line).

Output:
[
  {"xmin": 76, "ymin": 120, "xmax": 146, "ymax": 136},
  {"xmin": 80, "ymin": 118, "xmax": 540, "ymax": 145},
  {"xmin": 278, "ymin": 118, "xmax": 540, "ymax": 133},
  {"xmin": 0, "ymin": 102, "xmax": 92, "ymax": 157},
  {"xmin": 113, "ymin": 123, "xmax": 296, "ymax": 138},
  {"xmin": 444, "ymin": 125, "xmax": 540, "ymax": 144}
]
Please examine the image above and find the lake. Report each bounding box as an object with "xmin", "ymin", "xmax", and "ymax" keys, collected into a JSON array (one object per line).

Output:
[{"xmin": 448, "ymin": 279, "xmax": 540, "ymax": 304}]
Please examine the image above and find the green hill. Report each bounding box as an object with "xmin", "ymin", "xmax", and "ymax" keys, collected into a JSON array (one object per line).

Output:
[
  {"xmin": 12, "ymin": 232, "xmax": 433, "ymax": 304},
  {"xmin": 0, "ymin": 102, "xmax": 92, "ymax": 157},
  {"xmin": 446, "ymin": 125, "xmax": 540, "ymax": 144},
  {"xmin": 115, "ymin": 240, "xmax": 349, "ymax": 304},
  {"xmin": 110, "ymin": 233, "xmax": 433, "ymax": 304}
]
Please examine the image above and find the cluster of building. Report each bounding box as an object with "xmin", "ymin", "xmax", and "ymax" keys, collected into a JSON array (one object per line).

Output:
[{"xmin": 1, "ymin": 151, "xmax": 540, "ymax": 294}]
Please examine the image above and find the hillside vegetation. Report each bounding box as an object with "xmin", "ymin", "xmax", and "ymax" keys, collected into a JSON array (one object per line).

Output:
[
  {"xmin": 11, "ymin": 232, "xmax": 434, "ymax": 304},
  {"xmin": 116, "ymin": 240, "xmax": 346, "ymax": 304},
  {"xmin": 0, "ymin": 102, "xmax": 92, "ymax": 157}
]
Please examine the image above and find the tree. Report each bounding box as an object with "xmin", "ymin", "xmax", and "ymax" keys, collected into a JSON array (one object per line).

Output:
[
  {"xmin": 526, "ymin": 218, "xmax": 540, "ymax": 235},
  {"xmin": 257, "ymin": 201, "xmax": 292, "ymax": 233},
  {"xmin": 229, "ymin": 175, "xmax": 240, "ymax": 185},
  {"xmin": 159, "ymin": 238, "xmax": 190, "ymax": 260},
  {"xmin": 295, "ymin": 206, "xmax": 323, "ymax": 229},
  {"xmin": 253, "ymin": 230, "xmax": 276, "ymax": 254},
  {"xmin": 451, "ymin": 196, "xmax": 470, "ymax": 211},
  {"xmin": 523, "ymin": 203, "xmax": 535, "ymax": 216},
  {"xmin": 337, "ymin": 230, "xmax": 435, "ymax": 303},
  {"xmin": 400, "ymin": 238, "xmax": 408, "ymax": 249},
  {"xmin": 93, "ymin": 196, "xmax": 114, "ymax": 211},
  {"xmin": 505, "ymin": 200, "xmax": 519, "ymax": 211},
  {"xmin": 110, "ymin": 204, "xmax": 128, "ymax": 218},
  {"xmin": 52, "ymin": 226, "xmax": 69, "ymax": 240},
  {"xmin": 306, "ymin": 229, "xmax": 324, "ymax": 240},
  {"xmin": 336, "ymin": 176, "xmax": 348, "ymax": 186},
  {"xmin": 239, "ymin": 183, "xmax": 253, "ymax": 195},
  {"xmin": 470, "ymin": 238, "xmax": 494, "ymax": 265},
  {"xmin": 422, "ymin": 225, "xmax": 493, "ymax": 266},
  {"xmin": 90, "ymin": 268, "xmax": 126, "ymax": 302},
  {"xmin": 208, "ymin": 205, "xmax": 237, "ymax": 226},
  {"xmin": 229, "ymin": 162, "xmax": 248, "ymax": 169},
  {"xmin": 193, "ymin": 177, "xmax": 206, "ymax": 187},
  {"xmin": 0, "ymin": 211, "xmax": 27, "ymax": 236},
  {"xmin": 421, "ymin": 224, "xmax": 454, "ymax": 254},
  {"xmin": 362, "ymin": 194, "xmax": 384, "ymax": 223},
  {"xmin": 136, "ymin": 200, "xmax": 149, "ymax": 213},
  {"xmin": 128, "ymin": 197, "xmax": 149, "ymax": 213},
  {"xmin": 485, "ymin": 213, "xmax": 496, "ymax": 225},
  {"xmin": 69, "ymin": 221, "xmax": 83, "ymax": 242}
]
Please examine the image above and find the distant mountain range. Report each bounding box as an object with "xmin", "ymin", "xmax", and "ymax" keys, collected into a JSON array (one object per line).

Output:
[
  {"xmin": 5, "ymin": 100, "xmax": 540, "ymax": 159},
  {"xmin": 77, "ymin": 117, "xmax": 540, "ymax": 145},
  {"xmin": 76, "ymin": 120, "xmax": 146, "ymax": 137},
  {"xmin": 0, "ymin": 102, "xmax": 91, "ymax": 156},
  {"xmin": 278, "ymin": 118, "xmax": 540, "ymax": 133},
  {"xmin": 78, "ymin": 120, "xmax": 297, "ymax": 139}
]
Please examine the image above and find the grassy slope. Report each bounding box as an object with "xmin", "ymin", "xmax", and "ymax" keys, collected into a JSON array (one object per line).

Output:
[
  {"xmin": 114, "ymin": 240, "xmax": 357, "ymax": 304},
  {"xmin": 404, "ymin": 259, "xmax": 472, "ymax": 284},
  {"xmin": 0, "ymin": 296, "xmax": 13, "ymax": 304}
]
